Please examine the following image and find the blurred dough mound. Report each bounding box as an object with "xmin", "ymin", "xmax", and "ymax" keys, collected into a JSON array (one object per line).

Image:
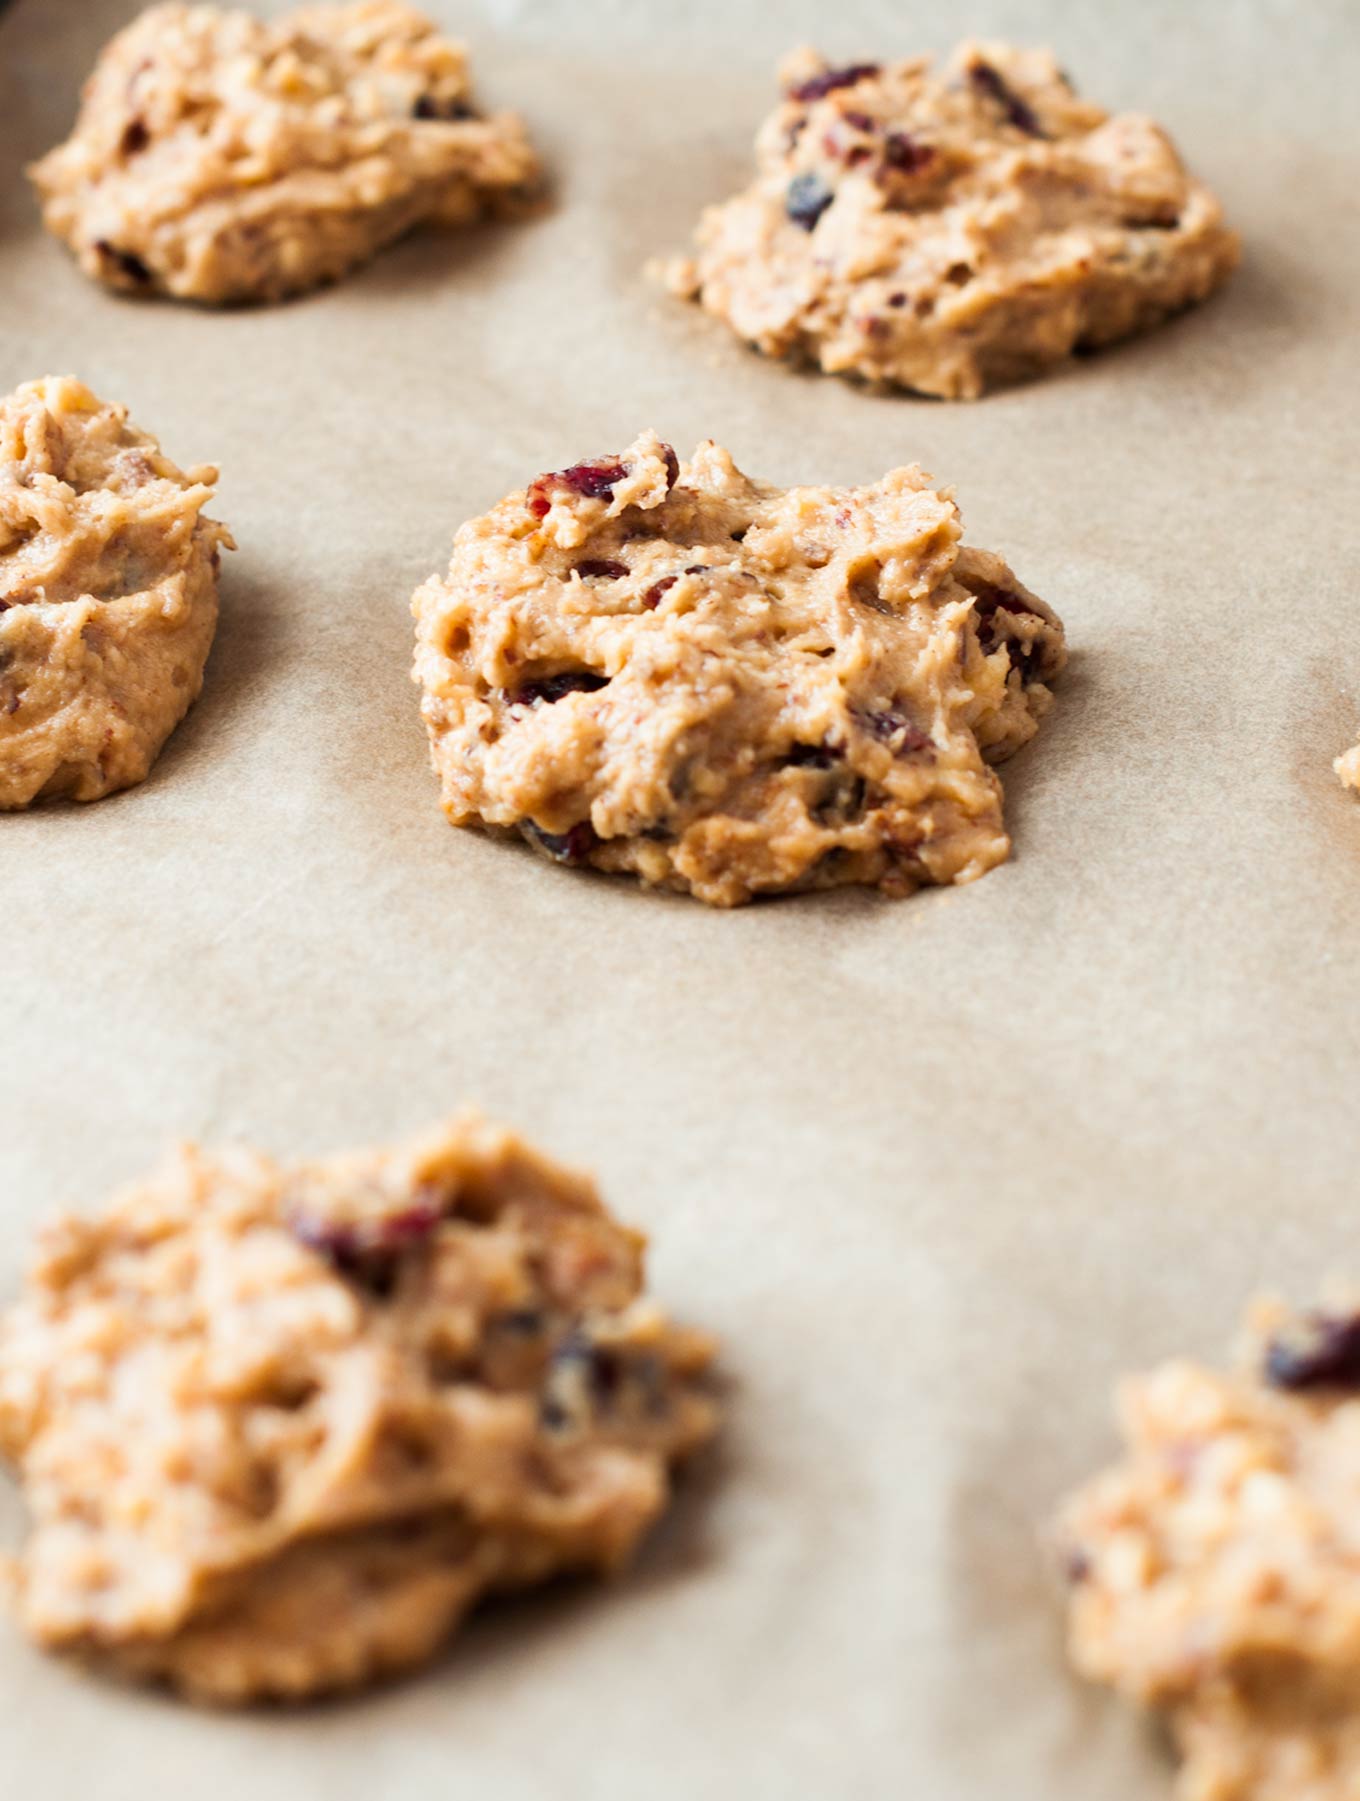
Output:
[
  {"xmin": 1337, "ymin": 742, "xmax": 1360, "ymax": 792},
  {"xmin": 411, "ymin": 431, "xmax": 1065, "ymax": 907},
  {"xmin": 1057, "ymin": 1298, "xmax": 1360, "ymax": 1800},
  {"xmin": 30, "ymin": 1, "xmax": 541, "ymax": 304},
  {"xmin": 0, "ymin": 1113, "xmax": 717, "ymax": 1702},
  {"xmin": 662, "ymin": 42, "xmax": 1239, "ymax": 398},
  {"xmin": 0, "ymin": 375, "xmax": 230, "ymax": 809}
]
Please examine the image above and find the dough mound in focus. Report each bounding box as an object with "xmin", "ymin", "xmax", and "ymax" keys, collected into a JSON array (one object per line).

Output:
[
  {"xmin": 1057, "ymin": 1298, "xmax": 1360, "ymax": 1801},
  {"xmin": 0, "ymin": 1112, "xmax": 717, "ymax": 1703},
  {"xmin": 30, "ymin": 1, "xmax": 541, "ymax": 305},
  {"xmin": 411, "ymin": 430, "xmax": 1065, "ymax": 907},
  {"xmin": 662, "ymin": 42, "xmax": 1239, "ymax": 398},
  {"xmin": 0, "ymin": 375, "xmax": 230, "ymax": 810}
]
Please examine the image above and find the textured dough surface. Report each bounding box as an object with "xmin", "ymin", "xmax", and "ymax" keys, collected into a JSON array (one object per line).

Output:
[
  {"xmin": 30, "ymin": 1, "xmax": 540, "ymax": 305},
  {"xmin": 0, "ymin": 376, "xmax": 230, "ymax": 810},
  {"xmin": 1057, "ymin": 1298, "xmax": 1360, "ymax": 1800},
  {"xmin": 411, "ymin": 431, "xmax": 1065, "ymax": 907},
  {"xmin": 662, "ymin": 42, "xmax": 1239, "ymax": 398},
  {"xmin": 0, "ymin": 1113, "xmax": 716, "ymax": 1702}
]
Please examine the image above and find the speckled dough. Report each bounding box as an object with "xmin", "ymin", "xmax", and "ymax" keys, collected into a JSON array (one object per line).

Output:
[
  {"xmin": 0, "ymin": 376, "xmax": 230, "ymax": 810},
  {"xmin": 1057, "ymin": 1298, "xmax": 1360, "ymax": 1800},
  {"xmin": 411, "ymin": 431, "xmax": 1065, "ymax": 907},
  {"xmin": 30, "ymin": 1, "xmax": 540, "ymax": 305},
  {"xmin": 662, "ymin": 42, "xmax": 1239, "ymax": 398},
  {"xmin": 0, "ymin": 1113, "xmax": 716, "ymax": 1702}
]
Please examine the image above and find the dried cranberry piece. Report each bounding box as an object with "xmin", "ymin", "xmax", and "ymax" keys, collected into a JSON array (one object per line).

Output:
[
  {"xmin": 576, "ymin": 559, "xmax": 628, "ymax": 580},
  {"xmin": 94, "ymin": 240, "xmax": 152, "ymax": 285},
  {"xmin": 843, "ymin": 109, "xmax": 877, "ymax": 132},
  {"xmin": 291, "ymin": 1197, "xmax": 443, "ymax": 1297},
  {"xmin": 520, "ymin": 819, "xmax": 599, "ymax": 865},
  {"xmin": 527, "ymin": 456, "xmax": 628, "ymax": 519},
  {"xmin": 1265, "ymin": 1313, "xmax": 1360, "ymax": 1390},
  {"xmin": 968, "ymin": 61, "xmax": 1044, "ymax": 136},
  {"xmin": 786, "ymin": 172, "xmax": 835, "ymax": 231},
  {"xmin": 883, "ymin": 131, "xmax": 934, "ymax": 173},
  {"xmin": 886, "ymin": 291, "xmax": 908, "ymax": 309},
  {"xmin": 661, "ymin": 443, "xmax": 680, "ymax": 490},
  {"xmin": 788, "ymin": 63, "xmax": 880, "ymax": 103},
  {"xmin": 642, "ymin": 574, "xmax": 679, "ymax": 609},
  {"xmin": 507, "ymin": 671, "xmax": 609, "ymax": 707},
  {"xmin": 683, "ymin": 563, "xmax": 711, "ymax": 576},
  {"xmin": 413, "ymin": 94, "xmax": 479, "ymax": 121},
  {"xmin": 119, "ymin": 118, "xmax": 150, "ymax": 156},
  {"xmin": 858, "ymin": 709, "xmax": 933, "ymax": 756}
]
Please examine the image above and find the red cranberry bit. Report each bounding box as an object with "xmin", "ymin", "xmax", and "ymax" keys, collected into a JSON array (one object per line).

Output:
[
  {"xmin": 883, "ymin": 131, "xmax": 934, "ymax": 173},
  {"xmin": 786, "ymin": 172, "xmax": 835, "ymax": 231},
  {"xmin": 661, "ymin": 443, "xmax": 680, "ymax": 490},
  {"xmin": 843, "ymin": 109, "xmax": 878, "ymax": 132},
  {"xmin": 507, "ymin": 670, "xmax": 609, "ymax": 707},
  {"xmin": 967, "ymin": 61, "xmax": 1044, "ymax": 137},
  {"xmin": 520, "ymin": 819, "xmax": 599, "ymax": 866},
  {"xmin": 292, "ymin": 1196, "xmax": 444, "ymax": 1297},
  {"xmin": 642, "ymin": 574, "xmax": 679, "ymax": 610},
  {"xmin": 788, "ymin": 62, "xmax": 880, "ymax": 103},
  {"xmin": 527, "ymin": 456, "xmax": 628, "ymax": 519},
  {"xmin": 95, "ymin": 240, "xmax": 152, "ymax": 285},
  {"xmin": 413, "ymin": 94, "xmax": 479, "ymax": 121},
  {"xmin": 859, "ymin": 709, "xmax": 933, "ymax": 757},
  {"xmin": 575, "ymin": 559, "xmax": 628, "ymax": 580},
  {"xmin": 1265, "ymin": 1312, "xmax": 1360, "ymax": 1390},
  {"xmin": 119, "ymin": 118, "xmax": 150, "ymax": 156},
  {"xmin": 886, "ymin": 291, "xmax": 908, "ymax": 309},
  {"xmin": 683, "ymin": 563, "xmax": 711, "ymax": 576}
]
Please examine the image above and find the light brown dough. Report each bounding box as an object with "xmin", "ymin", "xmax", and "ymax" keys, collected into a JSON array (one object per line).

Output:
[
  {"xmin": 662, "ymin": 42, "xmax": 1239, "ymax": 398},
  {"xmin": 0, "ymin": 376, "xmax": 230, "ymax": 810},
  {"xmin": 0, "ymin": 1112, "xmax": 716, "ymax": 1703},
  {"xmin": 1336, "ymin": 742, "xmax": 1360, "ymax": 792},
  {"xmin": 411, "ymin": 431, "xmax": 1065, "ymax": 907},
  {"xmin": 1056, "ymin": 1298, "xmax": 1360, "ymax": 1800},
  {"xmin": 30, "ymin": 1, "xmax": 541, "ymax": 305}
]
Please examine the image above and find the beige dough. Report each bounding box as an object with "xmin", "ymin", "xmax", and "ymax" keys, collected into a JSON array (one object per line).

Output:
[
  {"xmin": 661, "ymin": 42, "xmax": 1239, "ymax": 398},
  {"xmin": 1336, "ymin": 742, "xmax": 1360, "ymax": 792},
  {"xmin": 0, "ymin": 1112, "xmax": 716, "ymax": 1703},
  {"xmin": 30, "ymin": 1, "xmax": 541, "ymax": 305},
  {"xmin": 0, "ymin": 376, "xmax": 230, "ymax": 810},
  {"xmin": 411, "ymin": 431, "xmax": 1065, "ymax": 907},
  {"xmin": 1056, "ymin": 1298, "xmax": 1360, "ymax": 1799}
]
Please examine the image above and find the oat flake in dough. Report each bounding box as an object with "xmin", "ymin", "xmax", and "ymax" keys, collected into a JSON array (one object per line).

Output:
[
  {"xmin": 30, "ymin": 1, "xmax": 541, "ymax": 305},
  {"xmin": 0, "ymin": 376, "xmax": 230, "ymax": 810},
  {"xmin": 0, "ymin": 1112, "xmax": 716, "ymax": 1702},
  {"xmin": 1057, "ymin": 1298, "xmax": 1360, "ymax": 1800},
  {"xmin": 411, "ymin": 431, "xmax": 1065, "ymax": 907},
  {"xmin": 662, "ymin": 42, "xmax": 1239, "ymax": 398}
]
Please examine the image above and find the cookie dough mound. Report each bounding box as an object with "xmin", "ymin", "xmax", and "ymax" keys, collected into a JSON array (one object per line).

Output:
[
  {"xmin": 1337, "ymin": 742, "xmax": 1360, "ymax": 792},
  {"xmin": 662, "ymin": 43, "xmax": 1239, "ymax": 398},
  {"xmin": 411, "ymin": 430, "xmax": 1065, "ymax": 907},
  {"xmin": 30, "ymin": 1, "xmax": 541, "ymax": 305},
  {"xmin": 1056, "ymin": 1298, "xmax": 1360, "ymax": 1800},
  {"xmin": 0, "ymin": 1113, "xmax": 717, "ymax": 1702},
  {"xmin": 0, "ymin": 376, "xmax": 231, "ymax": 810}
]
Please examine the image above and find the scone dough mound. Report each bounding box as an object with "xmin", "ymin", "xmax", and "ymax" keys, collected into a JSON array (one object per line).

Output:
[
  {"xmin": 30, "ymin": 1, "xmax": 541, "ymax": 304},
  {"xmin": 411, "ymin": 430, "xmax": 1065, "ymax": 907},
  {"xmin": 0, "ymin": 1113, "xmax": 717, "ymax": 1702},
  {"xmin": 0, "ymin": 376, "xmax": 230, "ymax": 810},
  {"xmin": 663, "ymin": 42, "xmax": 1239, "ymax": 398},
  {"xmin": 1057, "ymin": 1299, "xmax": 1360, "ymax": 1800},
  {"xmin": 1337, "ymin": 742, "xmax": 1360, "ymax": 792}
]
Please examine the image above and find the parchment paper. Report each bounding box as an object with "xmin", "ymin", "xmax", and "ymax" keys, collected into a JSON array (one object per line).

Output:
[{"xmin": 2, "ymin": 1, "xmax": 1359, "ymax": 1794}]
